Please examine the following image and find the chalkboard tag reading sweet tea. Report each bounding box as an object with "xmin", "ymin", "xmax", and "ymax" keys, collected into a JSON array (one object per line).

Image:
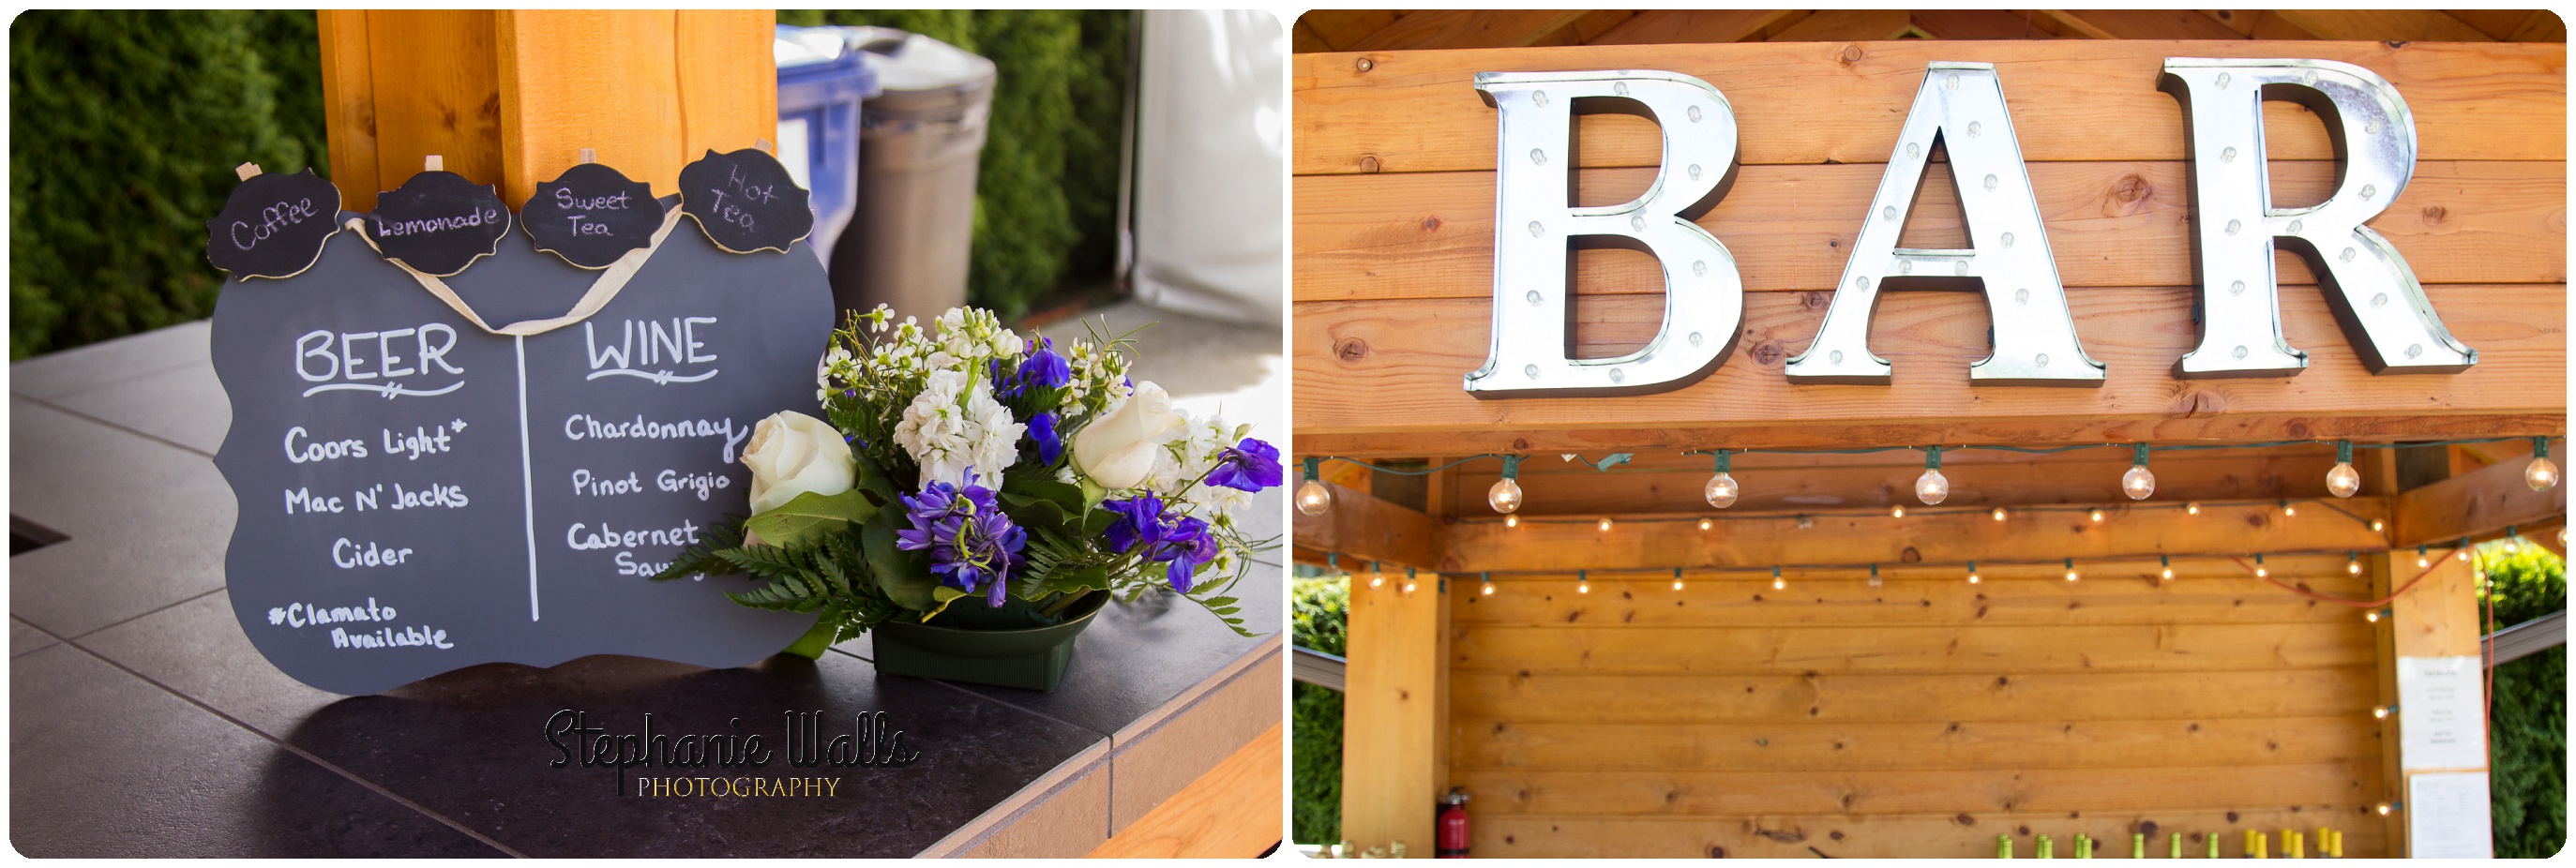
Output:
[
  {"xmin": 366, "ymin": 170, "xmax": 514, "ymax": 277},
  {"xmin": 524, "ymin": 161, "xmax": 666, "ymax": 269},
  {"xmin": 679, "ymin": 147, "xmax": 813, "ymax": 254},
  {"xmin": 205, "ymin": 167, "xmax": 341, "ymax": 279}
]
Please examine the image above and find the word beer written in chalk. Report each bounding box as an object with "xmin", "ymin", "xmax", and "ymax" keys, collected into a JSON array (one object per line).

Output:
[{"xmin": 1468, "ymin": 58, "xmax": 2477, "ymax": 399}]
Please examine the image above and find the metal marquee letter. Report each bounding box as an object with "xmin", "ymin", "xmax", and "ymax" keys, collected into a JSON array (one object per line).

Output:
[
  {"xmin": 1785, "ymin": 62, "xmax": 2103, "ymax": 387},
  {"xmin": 1465, "ymin": 70, "xmax": 1743, "ymax": 397},
  {"xmin": 2161, "ymin": 58, "xmax": 2475, "ymax": 376}
]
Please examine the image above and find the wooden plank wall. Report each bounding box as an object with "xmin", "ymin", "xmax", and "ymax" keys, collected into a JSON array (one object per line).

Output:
[
  {"xmin": 1290, "ymin": 40, "xmax": 2566, "ymax": 456},
  {"xmin": 1449, "ymin": 555, "xmax": 2393, "ymax": 858}
]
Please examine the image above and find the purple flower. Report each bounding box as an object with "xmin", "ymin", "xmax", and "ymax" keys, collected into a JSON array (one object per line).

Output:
[
  {"xmin": 1101, "ymin": 494, "xmax": 1165, "ymax": 553},
  {"xmin": 895, "ymin": 469, "xmax": 1027, "ymax": 607},
  {"xmin": 1205, "ymin": 438, "xmax": 1284, "ymax": 492},
  {"xmin": 1098, "ymin": 495, "xmax": 1223, "ymax": 593},
  {"xmin": 1021, "ymin": 337, "xmax": 1071, "ymax": 389},
  {"xmin": 1028, "ymin": 412, "xmax": 1062, "ymax": 464}
]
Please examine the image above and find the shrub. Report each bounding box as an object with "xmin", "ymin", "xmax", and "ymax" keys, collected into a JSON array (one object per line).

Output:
[
  {"xmin": 1292, "ymin": 573, "xmax": 1348, "ymax": 846},
  {"xmin": 9, "ymin": 10, "xmax": 326, "ymax": 359},
  {"xmin": 2479, "ymin": 545, "xmax": 2566, "ymax": 858}
]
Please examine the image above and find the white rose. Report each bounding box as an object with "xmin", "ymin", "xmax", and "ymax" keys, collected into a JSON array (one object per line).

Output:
[
  {"xmin": 1073, "ymin": 381, "xmax": 1182, "ymax": 490},
  {"xmin": 742, "ymin": 412, "xmax": 855, "ymax": 515}
]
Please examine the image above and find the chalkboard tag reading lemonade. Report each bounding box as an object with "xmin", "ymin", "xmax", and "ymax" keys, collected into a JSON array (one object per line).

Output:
[
  {"xmin": 366, "ymin": 169, "xmax": 514, "ymax": 277},
  {"xmin": 204, "ymin": 167, "xmax": 341, "ymax": 279},
  {"xmin": 206, "ymin": 150, "xmax": 830, "ymax": 695},
  {"xmin": 678, "ymin": 147, "xmax": 813, "ymax": 254},
  {"xmin": 525, "ymin": 161, "xmax": 665, "ymax": 269}
]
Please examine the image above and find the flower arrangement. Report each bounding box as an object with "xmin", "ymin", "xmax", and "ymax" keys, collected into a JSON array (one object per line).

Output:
[{"xmin": 655, "ymin": 306, "xmax": 1282, "ymax": 656}]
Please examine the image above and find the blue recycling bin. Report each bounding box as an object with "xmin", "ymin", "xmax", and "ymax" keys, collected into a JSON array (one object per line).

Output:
[{"xmin": 775, "ymin": 25, "xmax": 881, "ymax": 264}]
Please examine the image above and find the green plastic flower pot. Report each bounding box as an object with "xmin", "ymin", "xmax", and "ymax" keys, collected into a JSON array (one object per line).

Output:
[{"xmin": 871, "ymin": 591, "xmax": 1108, "ymax": 692}]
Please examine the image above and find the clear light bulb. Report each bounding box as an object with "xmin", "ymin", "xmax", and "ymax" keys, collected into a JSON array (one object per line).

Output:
[
  {"xmin": 2089, "ymin": 508, "xmax": 2105, "ymax": 522},
  {"xmin": 1505, "ymin": 515, "xmax": 1518, "ymax": 529},
  {"xmin": 2064, "ymin": 568, "xmax": 2079, "ymax": 582},
  {"xmin": 1991, "ymin": 507, "xmax": 2007, "ymax": 521},
  {"xmin": 1368, "ymin": 569, "xmax": 1383, "ymax": 589},
  {"xmin": 2283, "ymin": 503, "xmax": 2297, "ymax": 517},
  {"xmin": 1704, "ymin": 472, "xmax": 1740, "ymax": 509},
  {"xmin": 2373, "ymin": 706, "xmax": 2391, "ymax": 719},
  {"xmin": 1967, "ymin": 572, "xmax": 1981, "ymax": 584},
  {"xmin": 2327, "ymin": 462, "xmax": 2361, "ymax": 498},
  {"xmin": 2349, "ymin": 561, "xmax": 2362, "ymax": 575},
  {"xmin": 2186, "ymin": 501, "xmax": 2201, "ymax": 516},
  {"xmin": 2372, "ymin": 519, "xmax": 2385, "ymax": 532},
  {"xmin": 1295, "ymin": 479, "xmax": 1333, "ymax": 516},
  {"xmin": 1402, "ymin": 579, "xmax": 1417, "ymax": 593},
  {"xmin": 2526, "ymin": 456, "xmax": 2560, "ymax": 491},
  {"xmin": 1891, "ymin": 505, "xmax": 1906, "ymax": 518},
  {"xmin": 2255, "ymin": 565, "xmax": 2268, "ymax": 577},
  {"xmin": 1577, "ymin": 580, "xmax": 1590, "ymax": 594},
  {"xmin": 1488, "ymin": 477, "xmax": 1523, "ymax": 514},
  {"xmin": 2418, "ymin": 554, "xmax": 2430, "ymax": 568},
  {"xmin": 1772, "ymin": 576, "xmax": 1785, "ymax": 591},
  {"xmin": 1597, "ymin": 517, "xmax": 1612, "ymax": 531},
  {"xmin": 1698, "ymin": 517, "xmax": 1713, "ymax": 531},
  {"xmin": 2161, "ymin": 566, "xmax": 2174, "ymax": 580},
  {"xmin": 1916, "ymin": 468, "xmax": 1950, "ymax": 505},
  {"xmin": 2505, "ymin": 537, "xmax": 2521, "ymax": 554},
  {"xmin": 1672, "ymin": 578, "xmax": 1685, "ymax": 591},
  {"xmin": 1481, "ymin": 581, "xmax": 1495, "ymax": 596},
  {"xmin": 2121, "ymin": 465, "xmax": 2156, "ymax": 500}
]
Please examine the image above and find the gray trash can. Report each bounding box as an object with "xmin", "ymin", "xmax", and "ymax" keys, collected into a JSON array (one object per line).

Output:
[{"xmin": 829, "ymin": 28, "xmax": 996, "ymax": 323}]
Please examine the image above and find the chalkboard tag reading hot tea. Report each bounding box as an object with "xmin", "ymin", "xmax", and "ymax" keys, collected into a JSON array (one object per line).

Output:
[
  {"xmin": 679, "ymin": 147, "xmax": 813, "ymax": 254},
  {"xmin": 524, "ymin": 161, "xmax": 665, "ymax": 269},
  {"xmin": 204, "ymin": 167, "xmax": 341, "ymax": 279},
  {"xmin": 367, "ymin": 169, "xmax": 513, "ymax": 277}
]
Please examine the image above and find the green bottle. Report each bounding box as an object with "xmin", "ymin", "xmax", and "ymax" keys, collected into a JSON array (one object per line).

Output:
[
  {"xmin": 2207, "ymin": 833, "xmax": 2219, "ymax": 859},
  {"xmin": 2171, "ymin": 832, "xmax": 2182, "ymax": 859},
  {"xmin": 2000, "ymin": 834, "xmax": 2014, "ymax": 859}
]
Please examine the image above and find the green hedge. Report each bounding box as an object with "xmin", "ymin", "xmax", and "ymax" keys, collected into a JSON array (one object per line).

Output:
[
  {"xmin": 779, "ymin": 9, "xmax": 1128, "ymax": 319},
  {"xmin": 2479, "ymin": 545, "xmax": 2566, "ymax": 858},
  {"xmin": 1291, "ymin": 573, "xmax": 1348, "ymax": 846},
  {"xmin": 9, "ymin": 10, "xmax": 325, "ymax": 360},
  {"xmin": 10, "ymin": 10, "xmax": 1120, "ymax": 361}
]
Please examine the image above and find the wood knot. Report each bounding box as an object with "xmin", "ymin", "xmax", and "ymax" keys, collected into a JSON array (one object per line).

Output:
[
  {"xmin": 1955, "ymin": 814, "xmax": 1978, "ymax": 827},
  {"xmin": 2421, "ymin": 204, "xmax": 2448, "ymax": 225},
  {"xmin": 1757, "ymin": 828, "xmax": 1807, "ymax": 844},
  {"xmin": 2141, "ymin": 821, "xmax": 2160, "ymax": 838},
  {"xmin": 1709, "ymin": 846, "xmax": 1728, "ymax": 858},
  {"xmin": 2176, "ymin": 389, "xmax": 2226, "ymax": 416},
  {"xmin": 1420, "ymin": 216, "xmax": 1443, "ymax": 232},
  {"xmin": 1334, "ymin": 337, "xmax": 1369, "ymax": 363},
  {"xmin": 2107, "ymin": 173, "xmax": 2153, "ymax": 212},
  {"xmin": 2241, "ymin": 512, "xmax": 2268, "ymax": 530},
  {"xmin": 1800, "ymin": 291, "xmax": 1833, "ymax": 310},
  {"xmin": 1900, "ymin": 546, "xmax": 1922, "ymax": 563},
  {"xmin": 1749, "ymin": 339, "xmax": 1786, "ymax": 366},
  {"xmin": 1830, "ymin": 831, "xmax": 1846, "ymax": 841},
  {"xmin": 1357, "ymin": 155, "xmax": 1381, "ymax": 173},
  {"xmin": 2225, "ymin": 812, "xmax": 2239, "ymax": 823},
  {"xmin": 1838, "ymin": 44, "xmax": 1865, "ymax": 65},
  {"xmin": 1995, "ymin": 675, "xmax": 2011, "ymax": 687},
  {"xmin": 1511, "ymin": 437, "xmax": 1531, "ymax": 451}
]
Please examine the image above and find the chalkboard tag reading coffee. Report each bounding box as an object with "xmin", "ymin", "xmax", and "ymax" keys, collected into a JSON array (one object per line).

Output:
[
  {"xmin": 524, "ymin": 161, "xmax": 665, "ymax": 269},
  {"xmin": 205, "ymin": 151, "xmax": 831, "ymax": 696},
  {"xmin": 205, "ymin": 167, "xmax": 341, "ymax": 279},
  {"xmin": 366, "ymin": 169, "xmax": 514, "ymax": 277},
  {"xmin": 678, "ymin": 146, "xmax": 814, "ymax": 254}
]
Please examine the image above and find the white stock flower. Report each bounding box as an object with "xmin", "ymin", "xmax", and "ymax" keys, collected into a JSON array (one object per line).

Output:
[
  {"xmin": 894, "ymin": 369, "xmax": 1024, "ymax": 488},
  {"xmin": 742, "ymin": 412, "xmax": 856, "ymax": 515}
]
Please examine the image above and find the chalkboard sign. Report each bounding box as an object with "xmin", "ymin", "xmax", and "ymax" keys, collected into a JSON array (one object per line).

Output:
[
  {"xmin": 678, "ymin": 147, "xmax": 813, "ymax": 254},
  {"xmin": 204, "ymin": 168, "xmax": 341, "ymax": 279},
  {"xmin": 209, "ymin": 159, "xmax": 833, "ymax": 696},
  {"xmin": 366, "ymin": 171, "xmax": 514, "ymax": 277},
  {"xmin": 523, "ymin": 162, "xmax": 665, "ymax": 269}
]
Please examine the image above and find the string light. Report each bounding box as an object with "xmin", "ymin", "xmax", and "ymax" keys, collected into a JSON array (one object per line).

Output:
[
  {"xmin": 1869, "ymin": 563, "xmax": 1882, "ymax": 588},
  {"xmin": 2503, "ymin": 526, "xmax": 2521, "ymax": 554},
  {"xmin": 1295, "ymin": 457, "xmax": 1333, "ymax": 516},
  {"xmin": 1672, "ymin": 567, "xmax": 1685, "ymax": 591},
  {"xmin": 2254, "ymin": 553, "xmax": 2267, "ymax": 578},
  {"xmin": 1480, "ymin": 572, "xmax": 1495, "ymax": 596},
  {"xmin": 1891, "ymin": 505, "xmax": 1906, "ymax": 518},
  {"xmin": 1966, "ymin": 561, "xmax": 1981, "ymax": 584},
  {"xmin": 1704, "ymin": 449, "xmax": 1740, "ymax": 508},
  {"xmin": 1327, "ymin": 552, "xmax": 1343, "ymax": 580},
  {"xmin": 1598, "ymin": 517, "xmax": 1613, "ymax": 531},
  {"xmin": 2373, "ymin": 704, "xmax": 2396, "ymax": 719},
  {"xmin": 2376, "ymin": 802, "xmax": 2396, "ymax": 816},
  {"xmin": 1402, "ymin": 566, "xmax": 1418, "ymax": 595},
  {"xmin": 2089, "ymin": 508, "xmax": 2105, "ymax": 522},
  {"xmin": 2161, "ymin": 555, "xmax": 2173, "ymax": 580},
  {"xmin": 1505, "ymin": 515, "xmax": 1519, "ymax": 529},
  {"xmin": 1576, "ymin": 570, "xmax": 1589, "ymax": 594},
  {"xmin": 2366, "ymin": 608, "xmax": 2390, "ymax": 623},
  {"xmin": 2186, "ymin": 501, "xmax": 2201, "ymax": 516},
  {"xmin": 2457, "ymin": 538, "xmax": 2472, "ymax": 561},
  {"xmin": 1488, "ymin": 456, "xmax": 1524, "ymax": 514},
  {"xmin": 2063, "ymin": 558, "xmax": 2079, "ymax": 582},
  {"xmin": 2281, "ymin": 499, "xmax": 2297, "ymax": 518},
  {"xmin": 1368, "ymin": 561, "xmax": 1385, "ymax": 589},
  {"xmin": 1699, "ymin": 517, "xmax": 1713, "ymax": 531},
  {"xmin": 2327, "ymin": 441, "xmax": 2361, "ymax": 498},
  {"xmin": 2347, "ymin": 552, "xmax": 2362, "ymax": 575},
  {"xmin": 1915, "ymin": 446, "xmax": 1950, "ymax": 505},
  {"xmin": 2527, "ymin": 437, "xmax": 2561, "ymax": 491},
  {"xmin": 1771, "ymin": 565, "xmax": 1785, "ymax": 591},
  {"xmin": 2416, "ymin": 546, "xmax": 2429, "ymax": 568},
  {"xmin": 2121, "ymin": 443, "xmax": 2156, "ymax": 500}
]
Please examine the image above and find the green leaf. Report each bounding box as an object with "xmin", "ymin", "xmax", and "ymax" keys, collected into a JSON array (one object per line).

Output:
[
  {"xmin": 851, "ymin": 451, "xmax": 902, "ymax": 507},
  {"xmin": 1037, "ymin": 564, "xmax": 1113, "ymax": 596},
  {"xmin": 863, "ymin": 519, "xmax": 939, "ymax": 611},
  {"xmin": 921, "ymin": 585, "xmax": 971, "ymax": 621},
  {"xmin": 1002, "ymin": 470, "xmax": 1085, "ymax": 512},
  {"xmin": 743, "ymin": 488, "xmax": 880, "ymax": 548},
  {"xmin": 780, "ymin": 616, "xmax": 838, "ymax": 658}
]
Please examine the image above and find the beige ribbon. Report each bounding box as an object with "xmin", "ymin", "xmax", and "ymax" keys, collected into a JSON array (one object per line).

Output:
[{"xmin": 339, "ymin": 206, "xmax": 686, "ymax": 337}]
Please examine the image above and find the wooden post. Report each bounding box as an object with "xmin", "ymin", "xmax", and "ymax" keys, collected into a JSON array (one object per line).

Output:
[
  {"xmin": 317, "ymin": 9, "xmax": 776, "ymax": 212},
  {"xmin": 1343, "ymin": 570, "xmax": 1441, "ymax": 855},
  {"xmin": 2376, "ymin": 545, "xmax": 2491, "ymax": 856}
]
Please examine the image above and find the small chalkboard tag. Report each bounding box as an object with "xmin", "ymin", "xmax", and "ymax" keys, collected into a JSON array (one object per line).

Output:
[
  {"xmin": 523, "ymin": 162, "xmax": 665, "ymax": 269},
  {"xmin": 205, "ymin": 168, "xmax": 342, "ymax": 279},
  {"xmin": 678, "ymin": 147, "xmax": 813, "ymax": 254},
  {"xmin": 366, "ymin": 171, "xmax": 513, "ymax": 277}
]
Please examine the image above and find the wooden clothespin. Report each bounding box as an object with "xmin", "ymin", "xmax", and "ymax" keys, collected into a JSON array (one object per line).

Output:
[
  {"xmin": 755, "ymin": 138, "xmax": 774, "ymax": 155},
  {"xmin": 579, "ymin": 147, "xmax": 596, "ymax": 164},
  {"xmin": 425, "ymin": 155, "xmax": 444, "ymax": 172},
  {"xmin": 235, "ymin": 162, "xmax": 263, "ymax": 181}
]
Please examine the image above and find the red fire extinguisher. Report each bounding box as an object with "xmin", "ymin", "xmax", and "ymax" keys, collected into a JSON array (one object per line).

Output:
[{"xmin": 1437, "ymin": 787, "xmax": 1471, "ymax": 858}]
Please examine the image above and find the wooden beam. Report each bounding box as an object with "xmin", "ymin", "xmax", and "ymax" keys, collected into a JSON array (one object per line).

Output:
[
  {"xmin": 1290, "ymin": 481, "xmax": 1446, "ymax": 569},
  {"xmin": 2390, "ymin": 441, "xmax": 2568, "ymax": 546},
  {"xmin": 1456, "ymin": 761, "xmax": 2376, "ymax": 816},
  {"xmin": 1439, "ymin": 499, "xmax": 2390, "ymax": 573},
  {"xmin": 1589, "ymin": 9, "xmax": 1806, "ymax": 45},
  {"xmin": 1764, "ymin": 9, "xmax": 1912, "ymax": 43},
  {"xmin": 314, "ymin": 10, "xmax": 382, "ymax": 212},
  {"xmin": 1345, "ymin": 9, "xmax": 1594, "ymax": 52},
  {"xmin": 1299, "ymin": 10, "xmax": 1401, "ymax": 52},
  {"xmin": 1909, "ymin": 9, "xmax": 2056, "ymax": 40},
  {"xmin": 1088, "ymin": 724, "xmax": 1284, "ymax": 857},
  {"xmin": 1454, "ymin": 667, "xmax": 2379, "ymax": 724},
  {"xmin": 1456, "ymin": 715, "xmax": 2380, "ymax": 772},
  {"xmin": 1294, "ymin": 284, "xmax": 2566, "ymax": 456},
  {"xmin": 1342, "ymin": 574, "xmax": 1442, "ymax": 855},
  {"xmin": 2272, "ymin": 9, "xmax": 2494, "ymax": 42},
  {"xmin": 1472, "ymin": 809, "xmax": 2387, "ymax": 858},
  {"xmin": 2377, "ymin": 551, "xmax": 2488, "ymax": 855},
  {"xmin": 1293, "ymin": 161, "xmax": 2566, "ymax": 302},
  {"xmin": 1290, "ymin": 41, "xmax": 2565, "ymax": 175}
]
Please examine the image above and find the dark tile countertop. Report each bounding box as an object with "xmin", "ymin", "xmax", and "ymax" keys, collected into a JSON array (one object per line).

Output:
[{"xmin": 9, "ymin": 321, "xmax": 1285, "ymax": 858}]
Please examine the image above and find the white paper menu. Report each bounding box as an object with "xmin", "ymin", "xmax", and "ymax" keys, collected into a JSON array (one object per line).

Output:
[
  {"xmin": 2407, "ymin": 771, "xmax": 2493, "ymax": 858},
  {"xmin": 2397, "ymin": 655, "xmax": 2489, "ymax": 771}
]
